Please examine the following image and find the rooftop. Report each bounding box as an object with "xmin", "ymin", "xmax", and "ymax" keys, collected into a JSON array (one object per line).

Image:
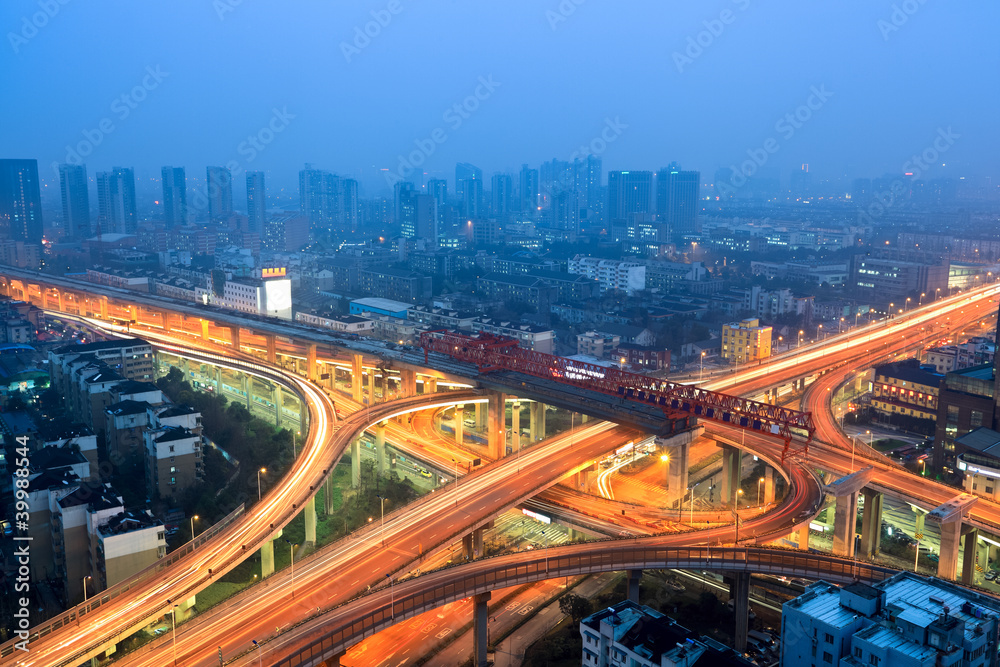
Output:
[
  {"xmin": 98, "ymin": 509, "xmax": 162, "ymax": 537},
  {"xmin": 58, "ymin": 482, "xmax": 123, "ymax": 512},
  {"xmin": 351, "ymin": 297, "xmax": 413, "ymax": 312},
  {"xmin": 53, "ymin": 338, "xmax": 151, "ymax": 356}
]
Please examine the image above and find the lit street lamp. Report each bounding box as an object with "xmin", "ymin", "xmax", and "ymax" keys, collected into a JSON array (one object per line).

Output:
[
  {"xmin": 451, "ymin": 457, "xmax": 459, "ymax": 507},
  {"xmin": 82, "ymin": 575, "xmax": 91, "ymax": 603},
  {"xmin": 257, "ymin": 467, "xmax": 267, "ymax": 501},
  {"xmin": 166, "ymin": 601, "xmax": 180, "ymax": 666},
  {"xmin": 285, "ymin": 539, "xmax": 297, "ymax": 598},
  {"xmin": 700, "ymin": 351, "xmax": 706, "ymax": 383},
  {"xmin": 190, "ymin": 515, "xmax": 199, "ymax": 542},
  {"xmin": 660, "ymin": 453, "xmax": 669, "ymax": 489}
]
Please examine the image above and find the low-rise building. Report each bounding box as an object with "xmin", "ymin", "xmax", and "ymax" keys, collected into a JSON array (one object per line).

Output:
[
  {"xmin": 581, "ymin": 600, "xmax": 752, "ymax": 666},
  {"xmin": 721, "ymin": 318, "xmax": 772, "ymax": 365},
  {"xmin": 577, "ymin": 330, "xmax": 620, "ymax": 358},
  {"xmin": 94, "ymin": 510, "xmax": 166, "ymax": 590},
  {"xmin": 296, "ymin": 312, "xmax": 374, "ymax": 335},
  {"xmin": 350, "ymin": 297, "xmax": 413, "ymax": 319},
  {"xmin": 871, "ymin": 360, "xmax": 943, "ymax": 422},
  {"xmin": 615, "ymin": 342, "xmax": 670, "ymax": 373},
  {"xmin": 781, "ymin": 573, "xmax": 1000, "ymax": 667},
  {"xmin": 144, "ymin": 426, "xmax": 203, "ymax": 500},
  {"xmin": 955, "ymin": 427, "xmax": 1000, "ymax": 501}
]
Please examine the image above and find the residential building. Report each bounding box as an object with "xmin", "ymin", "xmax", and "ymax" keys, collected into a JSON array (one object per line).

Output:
[
  {"xmin": 144, "ymin": 425, "xmax": 203, "ymax": 500},
  {"xmin": 60, "ymin": 163, "xmax": 91, "ymax": 239},
  {"xmin": 606, "ymin": 171, "xmax": 653, "ymax": 222},
  {"xmin": 925, "ymin": 341, "xmax": 996, "ymax": 374},
  {"xmin": 934, "ymin": 364, "xmax": 996, "ymax": 470},
  {"xmin": 743, "ymin": 286, "xmax": 814, "ymax": 320},
  {"xmin": 246, "ymin": 171, "xmax": 266, "ymax": 233},
  {"xmin": 577, "ymin": 331, "xmax": 620, "ymax": 358},
  {"xmin": 94, "ymin": 510, "xmax": 166, "ymax": 590},
  {"xmin": 491, "ymin": 173, "xmax": 513, "ymax": 217},
  {"xmin": 721, "ymin": 318, "xmax": 772, "ymax": 365},
  {"xmin": 615, "ymin": 342, "xmax": 670, "ymax": 372},
  {"xmin": 38, "ymin": 420, "xmax": 98, "ymax": 478},
  {"xmin": 871, "ymin": 360, "xmax": 943, "ymax": 422},
  {"xmin": 96, "ymin": 167, "xmax": 137, "ymax": 235},
  {"xmin": 56, "ymin": 481, "xmax": 124, "ymax": 602},
  {"xmin": 476, "ymin": 273, "xmax": 559, "ymax": 310},
  {"xmin": 400, "ymin": 191, "xmax": 438, "ymax": 242},
  {"xmin": 526, "ymin": 270, "xmax": 598, "ymax": 302},
  {"xmin": 263, "ymin": 213, "xmax": 310, "ymax": 252},
  {"xmin": 0, "ymin": 158, "xmax": 43, "ymax": 244},
  {"xmin": 161, "ymin": 166, "xmax": 187, "ymax": 227},
  {"xmin": 359, "ymin": 267, "xmax": 432, "ymax": 303},
  {"xmin": 581, "ymin": 600, "xmax": 752, "ymax": 667},
  {"xmin": 954, "ymin": 428, "xmax": 1000, "ymax": 501},
  {"xmin": 350, "ymin": 297, "xmax": 413, "ymax": 319},
  {"xmin": 206, "ymin": 165, "xmax": 233, "ymax": 221},
  {"xmin": 852, "ymin": 255, "xmax": 949, "ymax": 300},
  {"xmin": 569, "ymin": 256, "xmax": 647, "ymax": 295},
  {"xmin": 472, "ymin": 318, "xmax": 554, "ymax": 354},
  {"xmin": 656, "ymin": 166, "xmax": 700, "ymax": 236},
  {"xmin": 519, "ymin": 164, "xmax": 539, "ymax": 211},
  {"xmin": 105, "ymin": 399, "xmax": 152, "ymax": 459},
  {"xmin": 781, "ymin": 573, "xmax": 1000, "ymax": 667}
]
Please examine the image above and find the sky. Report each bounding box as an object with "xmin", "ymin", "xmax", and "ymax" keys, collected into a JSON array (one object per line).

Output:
[{"xmin": 2, "ymin": 0, "xmax": 997, "ymax": 200}]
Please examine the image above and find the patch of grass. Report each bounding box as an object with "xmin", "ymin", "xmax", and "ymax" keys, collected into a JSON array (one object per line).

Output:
[{"xmin": 873, "ymin": 438, "xmax": 908, "ymax": 452}]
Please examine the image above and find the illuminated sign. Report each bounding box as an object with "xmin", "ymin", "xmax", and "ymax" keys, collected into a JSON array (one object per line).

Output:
[
  {"xmin": 262, "ymin": 267, "xmax": 287, "ymax": 279},
  {"xmin": 564, "ymin": 364, "xmax": 605, "ymax": 381},
  {"xmin": 521, "ymin": 509, "xmax": 551, "ymax": 524}
]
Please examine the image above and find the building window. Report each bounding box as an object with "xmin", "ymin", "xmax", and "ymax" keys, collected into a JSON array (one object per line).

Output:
[
  {"xmin": 823, "ymin": 651, "xmax": 833, "ymax": 663},
  {"xmin": 824, "ymin": 633, "xmax": 833, "ymax": 644},
  {"xmin": 971, "ymin": 410, "xmax": 984, "ymax": 428}
]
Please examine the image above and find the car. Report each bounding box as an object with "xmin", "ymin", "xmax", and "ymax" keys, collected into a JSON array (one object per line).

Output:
[
  {"xmin": 418, "ymin": 468, "xmax": 432, "ymax": 478},
  {"xmin": 985, "ymin": 570, "xmax": 998, "ymax": 581}
]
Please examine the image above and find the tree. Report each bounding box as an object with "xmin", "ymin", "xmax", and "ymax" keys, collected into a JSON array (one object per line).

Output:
[{"xmin": 558, "ymin": 593, "xmax": 592, "ymax": 623}]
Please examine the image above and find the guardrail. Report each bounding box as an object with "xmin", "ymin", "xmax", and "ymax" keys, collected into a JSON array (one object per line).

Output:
[{"xmin": 257, "ymin": 545, "xmax": 898, "ymax": 667}]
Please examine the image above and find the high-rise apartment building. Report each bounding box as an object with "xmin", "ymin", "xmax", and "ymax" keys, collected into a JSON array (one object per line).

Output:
[
  {"xmin": 456, "ymin": 162, "xmax": 482, "ymax": 217},
  {"xmin": 245, "ymin": 171, "xmax": 266, "ymax": 233},
  {"xmin": 519, "ymin": 164, "xmax": 539, "ymax": 212},
  {"xmin": 427, "ymin": 179, "xmax": 447, "ymax": 208},
  {"xmin": 161, "ymin": 166, "xmax": 186, "ymax": 227},
  {"xmin": 206, "ymin": 166, "xmax": 233, "ymax": 222},
  {"xmin": 656, "ymin": 165, "xmax": 700, "ymax": 236},
  {"xmin": 491, "ymin": 173, "xmax": 513, "ymax": 217},
  {"xmin": 399, "ymin": 191, "xmax": 438, "ymax": 242},
  {"xmin": 96, "ymin": 167, "xmax": 137, "ymax": 235},
  {"xmin": 60, "ymin": 163, "xmax": 91, "ymax": 239},
  {"xmin": 0, "ymin": 158, "xmax": 44, "ymax": 244},
  {"xmin": 606, "ymin": 170, "xmax": 652, "ymax": 222},
  {"xmin": 341, "ymin": 178, "xmax": 359, "ymax": 233},
  {"xmin": 298, "ymin": 164, "xmax": 356, "ymax": 232}
]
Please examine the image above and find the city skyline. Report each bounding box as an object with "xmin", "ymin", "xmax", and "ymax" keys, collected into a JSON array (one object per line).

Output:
[{"xmin": 3, "ymin": 1, "xmax": 996, "ymax": 198}]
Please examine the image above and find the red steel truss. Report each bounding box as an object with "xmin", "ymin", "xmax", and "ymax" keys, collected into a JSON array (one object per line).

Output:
[{"xmin": 421, "ymin": 331, "xmax": 813, "ymax": 460}]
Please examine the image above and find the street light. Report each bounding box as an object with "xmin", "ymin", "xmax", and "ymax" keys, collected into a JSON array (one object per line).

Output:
[
  {"xmin": 190, "ymin": 515, "xmax": 199, "ymax": 541},
  {"xmin": 919, "ymin": 292, "xmax": 926, "ymax": 306},
  {"xmin": 451, "ymin": 457, "xmax": 459, "ymax": 507},
  {"xmin": 167, "ymin": 602, "xmax": 179, "ymax": 666},
  {"xmin": 660, "ymin": 453, "xmax": 669, "ymax": 489},
  {"xmin": 82, "ymin": 575, "xmax": 91, "ymax": 603},
  {"xmin": 700, "ymin": 351, "xmax": 706, "ymax": 383},
  {"xmin": 376, "ymin": 494, "xmax": 387, "ymax": 546},
  {"xmin": 285, "ymin": 539, "xmax": 297, "ymax": 598},
  {"xmin": 252, "ymin": 639, "xmax": 263, "ymax": 667},
  {"xmin": 798, "ymin": 330, "xmax": 804, "ymax": 348},
  {"xmin": 257, "ymin": 467, "xmax": 266, "ymax": 501},
  {"xmin": 386, "ymin": 573, "xmax": 395, "ymax": 619}
]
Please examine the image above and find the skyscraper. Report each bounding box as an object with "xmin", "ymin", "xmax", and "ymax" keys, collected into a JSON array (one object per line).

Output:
[
  {"xmin": 656, "ymin": 166, "xmax": 700, "ymax": 236},
  {"xmin": 606, "ymin": 171, "xmax": 652, "ymax": 222},
  {"xmin": 491, "ymin": 173, "xmax": 513, "ymax": 217},
  {"xmin": 60, "ymin": 163, "xmax": 91, "ymax": 240},
  {"xmin": 518, "ymin": 164, "xmax": 539, "ymax": 212},
  {"xmin": 455, "ymin": 162, "xmax": 482, "ymax": 217},
  {"xmin": 206, "ymin": 166, "xmax": 233, "ymax": 222},
  {"xmin": 161, "ymin": 166, "xmax": 187, "ymax": 228},
  {"xmin": 97, "ymin": 167, "xmax": 137, "ymax": 235},
  {"xmin": 399, "ymin": 191, "xmax": 438, "ymax": 243},
  {"xmin": 341, "ymin": 178, "xmax": 359, "ymax": 233},
  {"xmin": 246, "ymin": 171, "xmax": 266, "ymax": 233},
  {"xmin": 0, "ymin": 159, "xmax": 43, "ymax": 244},
  {"xmin": 299, "ymin": 164, "xmax": 352, "ymax": 231},
  {"xmin": 393, "ymin": 181, "xmax": 415, "ymax": 225},
  {"xmin": 427, "ymin": 179, "xmax": 448, "ymax": 208}
]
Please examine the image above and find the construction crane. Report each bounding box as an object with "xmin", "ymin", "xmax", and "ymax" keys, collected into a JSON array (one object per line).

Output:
[{"xmin": 421, "ymin": 331, "xmax": 814, "ymax": 461}]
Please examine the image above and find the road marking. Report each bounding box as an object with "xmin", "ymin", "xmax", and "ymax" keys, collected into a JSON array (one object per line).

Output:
[{"xmin": 435, "ymin": 628, "xmax": 453, "ymax": 639}]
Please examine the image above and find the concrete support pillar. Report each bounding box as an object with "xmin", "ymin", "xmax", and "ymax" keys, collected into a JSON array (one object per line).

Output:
[
  {"xmin": 473, "ymin": 527, "xmax": 484, "ymax": 556},
  {"xmin": 832, "ymin": 490, "xmax": 859, "ymax": 558},
  {"xmin": 666, "ymin": 440, "xmax": 690, "ymax": 508},
  {"xmin": 351, "ymin": 438, "xmax": 361, "ymax": 489},
  {"xmin": 307, "ymin": 344, "xmax": 318, "ymax": 382},
  {"xmin": 938, "ymin": 520, "xmax": 962, "ymax": 581},
  {"xmin": 56, "ymin": 291, "xmax": 64, "ymax": 311},
  {"xmin": 274, "ymin": 384, "xmax": 284, "ymax": 426},
  {"xmin": 261, "ymin": 540, "xmax": 275, "ymax": 578},
  {"xmin": 424, "ymin": 377, "xmax": 437, "ymax": 394},
  {"xmin": 216, "ymin": 367, "xmax": 223, "ymax": 393},
  {"xmin": 529, "ymin": 402, "xmax": 546, "ymax": 441},
  {"xmin": 627, "ymin": 569, "xmax": 642, "ymax": 603},
  {"xmin": 200, "ymin": 319, "xmax": 210, "ymax": 341},
  {"xmin": 859, "ymin": 489, "xmax": 883, "ymax": 559},
  {"xmin": 720, "ymin": 444, "xmax": 741, "ymax": 507},
  {"xmin": 581, "ymin": 413, "xmax": 589, "ymax": 424},
  {"xmin": 729, "ymin": 572, "xmax": 750, "ymax": 654},
  {"xmin": 462, "ymin": 533, "xmax": 474, "ymax": 560},
  {"xmin": 511, "ymin": 401, "xmax": 521, "ymax": 453},
  {"xmin": 962, "ymin": 529, "xmax": 979, "ymax": 584},
  {"xmin": 367, "ymin": 368, "xmax": 375, "ymax": 405},
  {"xmin": 304, "ymin": 495, "xmax": 316, "ymax": 545},
  {"xmin": 324, "ymin": 475, "xmax": 334, "ymax": 514},
  {"xmin": 99, "ymin": 297, "xmax": 108, "ymax": 319},
  {"xmin": 240, "ymin": 374, "xmax": 250, "ymax": 408},
  {"xmin": 266, "ymin": 335, "xmax": 277, "ymax": 365},
  {"xmin": 915, "ymin": 509, "xmax": 926, "ymax": 537},
  {"xmin": 400, "ymin": 369, "xmax": 416, "ymax": 398},
  {"xmin": 487, "ymin": 392, "xmax": 506, "ymax": 460},
  {"xmin": 796, "ymin": 524, "xmax": 810, "ymax": 550},
  {"xmin": 472, "ymin": 592, "xmax": 491, "ymax": 667},
  {"xmin": 230, "ymin": 326, "xmax": 240, "ymax": 352},
  {"xmin": 454, "ymin": 405, "xmax": 464, "ymax": 447},
  {"xmin": 763, "ymin": 466, "xmax": 775, "ymax": 505},
  {"xmin": 351, "ymin": 354, "xmax": 364, "ymax": 403},
  {"xmin": 475, "ymin": 402, "xmax": 485, "ymax": 430},
  {"xmin": 375, "ymin": 422, "xmax": 387, "ymax": 474}
]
